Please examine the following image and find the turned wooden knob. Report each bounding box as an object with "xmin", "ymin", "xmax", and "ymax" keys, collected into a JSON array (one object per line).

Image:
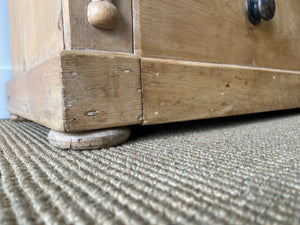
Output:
[{"xmin": 87, "ymin": 0, "xmax": 119, "ymax": 30}]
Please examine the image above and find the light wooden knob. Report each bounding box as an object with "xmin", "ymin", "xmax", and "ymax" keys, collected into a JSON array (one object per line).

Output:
[{"xmin": 87, "ymin": 0, "xmax": 119, "ymax": 30}]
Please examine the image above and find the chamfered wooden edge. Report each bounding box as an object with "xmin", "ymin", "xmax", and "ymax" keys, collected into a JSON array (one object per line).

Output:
[
  {"xmin": 48, "ymin": 127, "xmax": 131, "ymax": 150},
  {"xmin": 141, "ymin": 57, "xmax": 300, "ymax": 125}
]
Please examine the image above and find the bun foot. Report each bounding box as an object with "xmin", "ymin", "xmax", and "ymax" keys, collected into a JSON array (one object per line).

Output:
[
  {"xmin": 9, "ymin": 114, "xmax": 28, "ymax": 122},
  {"xmin": 48, "ymin": 127, "xmax": 131, "ymax": 150}
]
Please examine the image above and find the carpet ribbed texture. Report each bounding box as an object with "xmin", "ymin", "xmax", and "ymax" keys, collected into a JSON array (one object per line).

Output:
[{"xmin": 0, "ymin": 111, "xmax": 299, "ymax": 225}]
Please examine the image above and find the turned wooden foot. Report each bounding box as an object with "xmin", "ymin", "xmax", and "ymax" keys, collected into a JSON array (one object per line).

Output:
[
  {"xmin": 48, "ymin": 127, "xmax": 131, "ymax": 150},
  {"xmin": 9, "ymin": 114, "xmax": 28, "ymax": 122}
]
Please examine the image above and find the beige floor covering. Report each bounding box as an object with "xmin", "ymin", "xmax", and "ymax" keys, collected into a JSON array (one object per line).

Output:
[{"xmin": 0, "ymin": 110, "xmax": 299, "ymax": 225}]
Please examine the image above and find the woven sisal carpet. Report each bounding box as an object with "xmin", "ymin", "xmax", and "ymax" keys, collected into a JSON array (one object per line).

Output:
[{"xmin": 0, "ymin": 110, "xmax": 299, "ymax": 225}]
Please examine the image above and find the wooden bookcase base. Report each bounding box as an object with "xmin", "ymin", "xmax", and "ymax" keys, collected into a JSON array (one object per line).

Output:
[{"xmin": 7, "ymin": 50, "xmax": 300, "ymax": 149}]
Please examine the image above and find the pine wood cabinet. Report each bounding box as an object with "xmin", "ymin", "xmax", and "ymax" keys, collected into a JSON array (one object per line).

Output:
[{"xmin": 7, "ymin": 0, "xmax": 300, "ymax": 148}]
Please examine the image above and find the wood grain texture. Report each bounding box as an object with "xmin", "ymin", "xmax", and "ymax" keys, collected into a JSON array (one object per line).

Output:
[
  {"xmin": 63, "ymin": 0, "xmax": 132, "ymax": 52},
  {"xmin": 6, "ymin": 58, "xmax": 64, "ymax": 131},
  {"xmin": 134, "ymin": 0, "xmax": 300, "ymax": 71},
  {"xmin": 60, "ymin": 51, "xmax": 142, "ymax": 132},
  {"xmin": 141, "ymin": 58, "xmax": 300, "ymax": 125},
  {"xmin": 8, "ymin": 0, "xmax": 64, "ymax": 77}
]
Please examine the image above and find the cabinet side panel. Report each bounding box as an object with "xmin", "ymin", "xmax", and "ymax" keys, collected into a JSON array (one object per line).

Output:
[
  {"xmin": 142, "ymin": 58, "xmax": 300, "ymax": 125},
  {"xmin": 64, "ymin": 0, "xmax": 132, "ymax": 52},
  {"xmin": 8, "ymin": 0, "xmax": 64, "ymax": 77}
]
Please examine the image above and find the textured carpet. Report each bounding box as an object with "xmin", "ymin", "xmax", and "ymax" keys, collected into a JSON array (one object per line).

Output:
[{"xmin": 0, "ymin": 110, "xmax": 299, "ymax": 225}]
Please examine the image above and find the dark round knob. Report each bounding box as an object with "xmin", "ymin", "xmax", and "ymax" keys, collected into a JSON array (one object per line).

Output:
[
  {"xmin": 258, "ymin": 0, "xmax": 276, "ymax": 20},
  {"xmin": 246, "ymin": 0, "xmax": 276, "ymax": 25}
]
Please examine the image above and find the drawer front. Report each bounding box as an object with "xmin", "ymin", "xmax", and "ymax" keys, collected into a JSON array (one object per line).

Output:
[
  {"xmin": 63, "ymin": 0, "xmax": 133, "ymax": 52},
  {"xmin": 134, "ymin": 0, "xmax": 300, "ymax": 71}
]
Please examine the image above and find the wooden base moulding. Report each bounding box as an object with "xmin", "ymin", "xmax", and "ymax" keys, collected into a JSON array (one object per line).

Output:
[
  {"xmin": 141, "ymin": 58, "xmax": 300, "ymax": 125},
  {"xmin": 7, "ymin": 51, "xmax": 143, "ymax": 133},
  {"xmin": 7, "ymin": 51, "xmax": 300, "ymax": 149}
]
